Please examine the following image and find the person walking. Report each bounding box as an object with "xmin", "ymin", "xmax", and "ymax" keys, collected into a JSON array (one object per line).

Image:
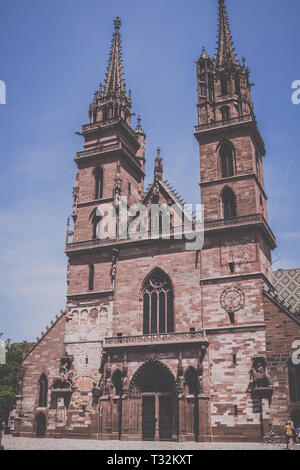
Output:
[{"xmin": 284, "ymin": 418, "xmax": 294, "ymax": 450}]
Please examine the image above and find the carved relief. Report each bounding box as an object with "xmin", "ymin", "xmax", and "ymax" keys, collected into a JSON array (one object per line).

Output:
[
  {"xmin": 52, "ymin": 356, "xmax": 74, "ymax": 391},
  {"xmin": 248, "ymin": 357, "xmax": 271, "ymax": 392}
]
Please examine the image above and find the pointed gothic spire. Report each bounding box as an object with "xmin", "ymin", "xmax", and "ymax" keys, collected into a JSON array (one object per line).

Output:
[
  {"xmin": 216, "ymin": 0, "xmax": 237, "ymax": 67},
  {"xmin": 104, "ymin": 17, "xmax": 126, "ymax": 96},
  {"xmin": 200, "ymin": 46, "xmax": 208, "ymax": 60},
  {"xmin": 154, "ymin": 147, "xmax": 163, "ymax": 180}
]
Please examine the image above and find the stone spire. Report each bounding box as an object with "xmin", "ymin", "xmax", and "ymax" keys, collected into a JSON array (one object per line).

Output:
[
  {"xmin": 154, "ymin": 147, "xmax": 163, "ymax": 181},
  {"xmin": 216, "ymin": 0, "xmax": 237, "ymax": 68},
  {"xmin": 104, "ymin": 17, "xmax": 126, "ymax": 96},
  {"xmin": 88, "ymin": 17, "xmax": 132, "ymax": 126},
  {"xmin": 200, "ymin": 46, "xmax": 208, "ymax": 60}
]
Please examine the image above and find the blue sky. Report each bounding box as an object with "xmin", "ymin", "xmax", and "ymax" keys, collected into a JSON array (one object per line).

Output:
[{"xmin": 0, "ymin": 0, "xmax": 299, "ymax": 342}]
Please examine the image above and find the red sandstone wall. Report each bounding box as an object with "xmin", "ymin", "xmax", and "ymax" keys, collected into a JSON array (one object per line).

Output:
[
  {"xmin": 17, "ymin": 314, "xmax": 66, "ymax": 436},
  {"xmin": 263, "ymin": 294, "xmax": 300, "ymax": 429}
]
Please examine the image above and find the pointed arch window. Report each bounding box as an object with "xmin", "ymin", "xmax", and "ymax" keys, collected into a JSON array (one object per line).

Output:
[
  {"xmin": 220, "ymin": 142, "xmax": 234, "ymax": 178},
  {"xmin": 90, "ymin": 210, "xmax": 102, "ymax": 240},
  {"xmin": 38, "ymin": 374, "xmax": 48, "ymax": 408},
  {"xmin": 220, "ymin": 106, "xmax": 230, "ymax": 123},
  {"xmin": 222, "ymin": 187, "xmax": 237, "ymax": 219},
  {"xmin": 88, "ymin": 264, "xmax": 94, "ymax": 291},
  {"xmin": 93, "ymin": 166, "xmax": 103, "ymax": 200},
  {"xmin": 143, "ymin": 269, "xmax": 173, "ymax": 335},
  {"xmin": 220, "ymin": 73, "xmax": 228, "ymax": 96},
  {"xmin": 234, "ymin": 73, "xmax": 240, "ymax": 94},
  {"xmin": 200, "ymin": 84, "xmax": 207, "ymax": 97}
]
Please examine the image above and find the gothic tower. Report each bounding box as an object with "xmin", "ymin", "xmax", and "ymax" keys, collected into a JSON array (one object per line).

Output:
[
  {"xmin": 64, "ymin": 18, "xmax": 147, "ymax": 407},
  {"xmin": 66, "ymin": 17, "xmax": 146, "ymax": 295},
  {"xmin": 15, "ymin": 2, "xmax": 300, "ymax": 444},
  {"xmin": 195, "ymin": 0, "xmax": 276, "ymax": 288}
]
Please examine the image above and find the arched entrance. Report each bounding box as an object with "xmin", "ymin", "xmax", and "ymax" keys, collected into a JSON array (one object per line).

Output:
[
  {"xmin": 130, "ymin": 359, "xmax": 177, "ymax": 441},
  {"xmin": 35, "ymin": 412, "xmax": 46, "ymax": 437}
]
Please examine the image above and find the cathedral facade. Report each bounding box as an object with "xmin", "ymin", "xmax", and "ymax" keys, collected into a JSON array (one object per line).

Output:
[{"xmin": 15, "ymin": 0, "xmax": 300, "ymax": 442}]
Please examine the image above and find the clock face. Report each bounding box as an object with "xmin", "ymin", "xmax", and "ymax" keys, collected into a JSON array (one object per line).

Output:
[{"xmin": 220, "ymin": 287, "xmax": 245, "ymax": 313}]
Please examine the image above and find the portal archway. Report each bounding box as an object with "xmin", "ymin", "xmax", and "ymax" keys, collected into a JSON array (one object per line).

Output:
[{"xmin": 130, "ymin": 359, "xmax": 177, "ymax": 441}]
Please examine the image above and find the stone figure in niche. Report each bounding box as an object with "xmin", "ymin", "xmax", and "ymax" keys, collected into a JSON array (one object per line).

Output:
[
  {"xmin": 72, "ymin": 186, "xmax": 79, "ymax": 213},
  {"xmin": 197, "ymin": 364, "xmax": 204, "ymax": 393},
  {"xmin": 92, "ymin": 382, "xmax": 102, "ymax": 406},
  {"xmin": 110, "ymin": 249, "xmax": 119, "ymax": 284},
  {"xmin": 52, "ymin": 356, "xmax": 74, "ymax": 390},
  {"xmin": 248, "ymin": 357, "xmax": 271, "ymax": 391},
  {"xmin": 177, "ymin": 350, "xmax": 184, "ymax": 394},
  {"xmin": 113, "ymin": 162, "xmax": 122, "ymax": 208}
]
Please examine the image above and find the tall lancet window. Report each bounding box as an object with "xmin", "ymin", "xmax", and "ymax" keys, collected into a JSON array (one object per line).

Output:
[
  {"xmin": 90, "ymin": 209, "xmax": 102, "ymax": 240},
  {"xmin": 38, "ymin": 374, "xmax": 48, "ymax": 408},
  {"xmin": 93, "ymin": 166, "xmax": 103, "ymax": 200},
  {"xmin": 234, "ymin": 72, "xmax": 240, "ymax": 94},
  {"xmin": 88, "ymin": 264, "xmax": 94, "ymax": 291},
  {"xmin": 222, "ymin": 187, "xmax": 237, "ymax": 219},
  {"xmin": 142, "ymin": 269, "xmax": 173, "ymax": 335},
  {"xmin": 220, "ymin": 142, "xmax": 234, "ymax": 177}
]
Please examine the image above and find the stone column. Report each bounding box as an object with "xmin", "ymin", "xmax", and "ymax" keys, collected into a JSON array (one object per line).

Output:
[{"xmin": 178, "ymin": 395, "xmax": 186, "ymax": 442}]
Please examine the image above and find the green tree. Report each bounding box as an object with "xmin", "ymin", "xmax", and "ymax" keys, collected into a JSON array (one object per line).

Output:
[{"xmin": 0, "ymin": 336, "xmax": 29, "ymax": 426}]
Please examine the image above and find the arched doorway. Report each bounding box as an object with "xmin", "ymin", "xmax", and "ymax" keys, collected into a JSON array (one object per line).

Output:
[
  {"xmin": 130, "ymin": 359, "xmax": 177, "ymax": 441},
  {"xmin": 35, "ymin": 412, "xmax": 46, "ymax": 437}
]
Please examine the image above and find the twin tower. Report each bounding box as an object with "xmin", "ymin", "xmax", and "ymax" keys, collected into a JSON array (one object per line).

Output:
[{"xmin": 16, "ymin": 1, "xmax": 298, "ymax": 444}]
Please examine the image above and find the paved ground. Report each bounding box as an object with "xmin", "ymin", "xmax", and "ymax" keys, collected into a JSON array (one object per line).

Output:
[{"xmin": 1, "ymin": 435, "xmax": 297, "ymax": 451}]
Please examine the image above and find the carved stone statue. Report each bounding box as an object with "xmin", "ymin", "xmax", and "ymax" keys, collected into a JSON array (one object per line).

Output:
[
  {"xmin": 72, "ymin": 186, "xmax": 79, "ymax": 210},
  {"xmin": 248, "ymin": 357, "xmax": 270, "ymax": 390},
  {"xmin": 113, "ymin": 162, "xmax": 123, "ymax": 207},
  {"xmin": 52, "ymin": 356, "xmax": 74, "ymax": 390},
  {"xmin": 110, "ymin": 249, "xmax": 119, "ymax": 284},
  {"xmin": 92, "ymin": 382, "xmax": 102, "ymax": 407}
]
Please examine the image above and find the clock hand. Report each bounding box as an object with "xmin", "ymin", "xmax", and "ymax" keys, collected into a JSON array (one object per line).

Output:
[{"xmin": 230, "ymin": 293, "xmax": 241, "ymax": 302}]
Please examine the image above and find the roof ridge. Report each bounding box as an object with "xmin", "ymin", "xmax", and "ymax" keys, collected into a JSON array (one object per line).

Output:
[{"xmin": 22, "ymin": 310, "xmax": 66, "ymax": 361}]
